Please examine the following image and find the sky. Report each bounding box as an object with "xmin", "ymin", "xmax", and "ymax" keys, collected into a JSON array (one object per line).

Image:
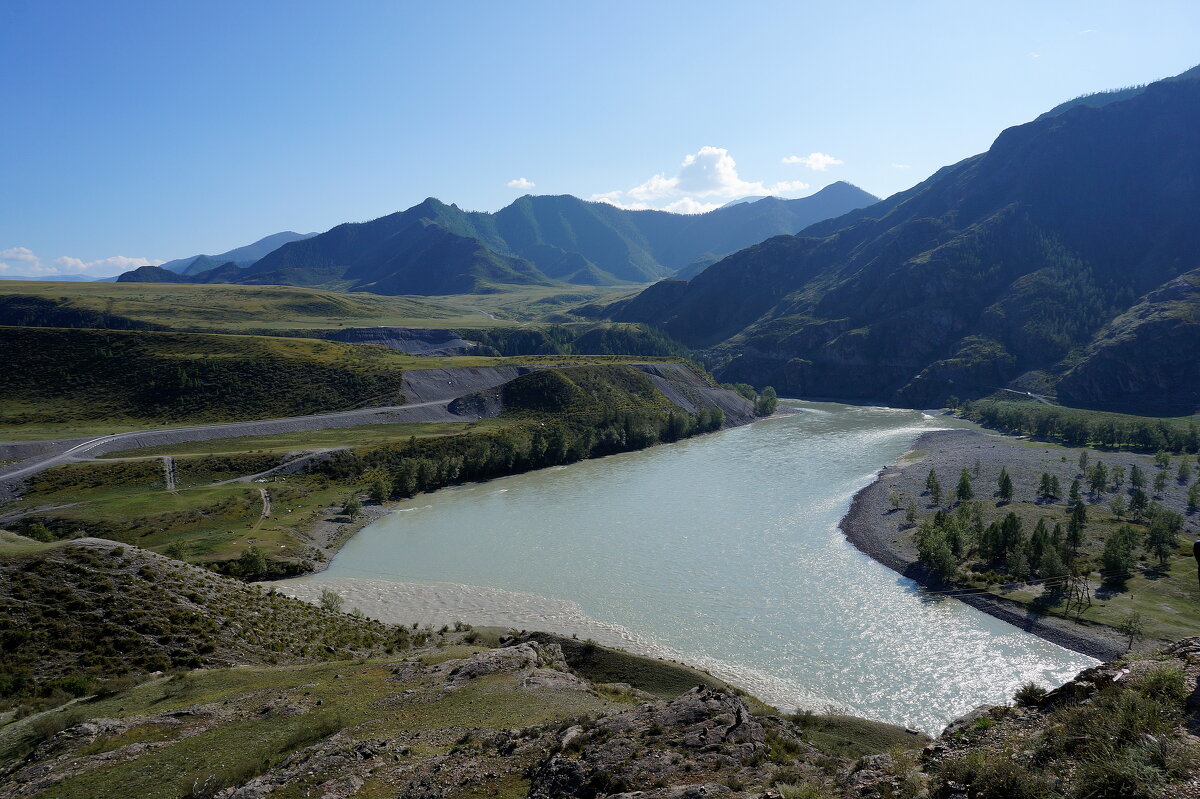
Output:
[{"xmin": 2, "ymin": 1, "xmax": 1198, "ymax": 276}]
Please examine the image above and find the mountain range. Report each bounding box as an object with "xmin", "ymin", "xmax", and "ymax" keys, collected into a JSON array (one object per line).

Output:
[
  {"xmin": 116, "ymin": 182, "xmax": 878, "ymax": 293},
  {"xmin": 157, "ymin": 231, "xmax": 317, "ymax": 275},
  {"xmin": 609, "ymin": 65, "xmax": 1200, "ymax": 414}
]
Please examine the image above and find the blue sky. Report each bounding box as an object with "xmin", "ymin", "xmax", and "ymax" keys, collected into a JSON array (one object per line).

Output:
[{"xmin": 2, "ymin": 1, "xmax": 1198, "ymax": 275}]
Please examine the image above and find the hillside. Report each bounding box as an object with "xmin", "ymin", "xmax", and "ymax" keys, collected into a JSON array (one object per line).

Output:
[
  {"xmin": 2, "ymin": 536, "xmax": 1198, "ymax": 798},
  {"xmin": 611, "ymin": 65, "xmax": 1200, "ymax": 414},
  {"xmin": 117, "ymin": 183, "xmax": 877, "ymax": 295},
  {"xmin": 0, "ymin": 327, "xmax": 411, "ymax": 428}
]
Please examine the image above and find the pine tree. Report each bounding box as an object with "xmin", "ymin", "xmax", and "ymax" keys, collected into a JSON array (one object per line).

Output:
[
  {"xmin": 998, "ymin": 467, "xmax": 1014, "ymax": 503},
  {"xmin": 956, "ymin": 468, "xmax": 974, "ymax": 503},
  {"xmin": 1131, "ymin": 464, "xmax": 1145, "ymax": 489},
  {"xmin": 925, "ymin": 469, "xmax": 942, "ymax": 505}
]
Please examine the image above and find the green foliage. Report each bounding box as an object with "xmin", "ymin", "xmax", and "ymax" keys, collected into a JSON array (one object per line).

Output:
[
  {"xmin": 0, "ymin": 327, "xmax": 409, "ymax": 426},
  {"xmin": 1013, "ymin": 681, "xmax": 1047, "ymax": 706},
  {"xmin": 997, "ymin": 467, "xmax": 1013, "ymax": 502},
  {"xmin": 1101, "ymin": 524, "xmax": 1138, "ymax": 579},
  {"xmin": 956, "ymin": 468, "xmax": 974, "ymax": 502},
  {"xmin": 964, "ymin": 401, "xmax": 1200, "ymax": 453},
  {"xmin": 754, "ymin": 386, "xmax": 778, "ymax": 417}
]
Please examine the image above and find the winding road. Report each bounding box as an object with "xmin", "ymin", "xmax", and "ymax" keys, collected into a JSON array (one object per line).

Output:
[{"xmin": 0, "ymin": 399, "xmax": 456, "ymax": 488}]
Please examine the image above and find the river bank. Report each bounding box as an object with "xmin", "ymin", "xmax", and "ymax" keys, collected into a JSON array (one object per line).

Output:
[{"xmin": 839, "ymin": 426, "xmax": 1141, "ymax": 661}]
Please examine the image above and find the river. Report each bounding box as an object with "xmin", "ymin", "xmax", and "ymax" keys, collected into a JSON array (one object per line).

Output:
[{"xmin": 278, "ymin": 401, "xmax": 1097, "ymax": 732}]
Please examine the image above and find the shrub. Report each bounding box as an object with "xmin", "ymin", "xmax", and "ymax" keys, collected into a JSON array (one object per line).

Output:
[
  {"xmin": 939, "ymin": 750, "xmax": 1052, "ymax": 799},
  {"xmin": 1014, "ymin": 680, "xmax": 1048, "ymax": 707}
]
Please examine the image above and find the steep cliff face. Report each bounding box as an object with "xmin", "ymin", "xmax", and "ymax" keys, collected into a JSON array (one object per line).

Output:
[{"xmin": 613, "ymin": 67, "xmax": 1200, "ymax": 412}]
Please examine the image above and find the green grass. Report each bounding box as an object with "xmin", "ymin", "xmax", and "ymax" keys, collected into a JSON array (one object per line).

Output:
[
  {"xmin": 97, "ymin": 420, "xmax": 507, "ymax": 458},
  {"xmin": 0, "ymin": 654, "xmax": 628, "ymax": 799},
  {"xmin": 0, "ymin": 281, "xmax": 638, "ymax": 331},
  {"xmin": 0, "ymin": 324, "xmax": 682, "ymax": 441},
  {"xmin": 789, "ymin": 712, "xmax": 930, "ymax": 759},
  {"xmin": 528, "ymin": 632, "xmax": 730, "ymax": 700}
]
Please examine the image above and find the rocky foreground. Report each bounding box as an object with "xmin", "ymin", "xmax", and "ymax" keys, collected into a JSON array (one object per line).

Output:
[{"xmin": 4, "ymin": 537, "xmax": 1200, "ymax": 797}]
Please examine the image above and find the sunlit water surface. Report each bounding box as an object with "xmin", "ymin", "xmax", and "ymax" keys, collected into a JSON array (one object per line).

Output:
[{"xmin": 280, "ymin": 401, "xmax": 1096, "ymax": 732}]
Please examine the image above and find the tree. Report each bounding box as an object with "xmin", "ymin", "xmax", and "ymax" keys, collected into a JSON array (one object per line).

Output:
[
  {"xmin": 889, "ymin": 490, "xmax": 903, "ymax": 510},
  {"xmin": 905, "ymin": 501, "xmax": 918, "ymax": 527},
  {"xmin": 1147, "ymin": 515, "xmax": 1178, "ymax": 567},
  {"xmin": 754, "ymin": 386, "xmax": 778, "ymax": 417},
  {"xmin": 1087, "ymin": 462, "xmax": 1108, "ymax": 496},
  {"xmin": 1101, "ymin": 524, "xmax": 1137, "ymax": 579},
  {"xmin": 1188, "ymin": 481, "xmax": 1200, "ymax": 513},
  {"xmin": 237, "ymin": 546, "xmax": 266, "ymax": 580},
  {"xmin": 342, "ymin": 496, "xmax": 362, "ymax": 520},
  {"xmin": 1109, "ymin": 464, "xmax": 1125, "ymax": 491},
  {"xmin": 1078, "ymin": 450, "xmax": 1090, "ymax": 473},
  {"xmin": 956, "ymin": 468, "xmax": 974, "ymax": 503},
  {"xmin": 1110, "ymin": 494, "xmax": 1127, "ymax": 519},
  {"xmin": 1129, "ymin": 487, "xmax": 1149, "ymax": 519},
  {"xmin": 1037, "ymin": 472, "xmax": 1053, "ymax": 502},
  {"xmin": 925, "ymin": 469, "xmax": 942, "ymax": 505},
  {"xmin": 1117, "ymin": 612, "xmax": 1145, "ymax": 652},
  {"xmin": 1179, "ymin": 459, "xmax": 1194, "ymax": 484},
  {"xmin": 997, "ymin": 467, "xmax": 1013, "ymax": 503},
  {"xmin": 1068, "ymin": 479, "xmax": 1082, "ymax": 505},
  {"xmin": 24, "ymin": 522, "xmax": 54, "ymax": 542},
  {"xmin": 1155, "ymin": 450, "xmax": 1171, "ymax": 469},
  {"xmin": 1153, "ymin": 469, "xmax": 1168, "ymax": 496},
  {"xmin": 1066, "ymin": 504, "xmax": 1086, "ymax": 561},
  {"xmin": 319, "ymin": 587, "xmax": 345, "ymax": 613},
  {"xmin": 972, "ymin": 459, "xmax": 982, "ymax": 477},
  {"xmin": 368, "ymin": 477, "xmax": 391, "ymax": 504},
  {"xmin": 1130, "ymin": 464, "xmax": 1146, "ymax": 489}
]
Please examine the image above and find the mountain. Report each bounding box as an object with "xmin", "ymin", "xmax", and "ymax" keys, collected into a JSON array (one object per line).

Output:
[
  {"xmin": 0, "ymin": 273, "xmax": 117, "ymax": 282},
  {"xmin": 115, "ymin": 265, "xmax": 190, "ymax": 283},
  {"xmin": 610, "ymin": 65, "xmax": 1200, "ymax": 413},
  {"xmin": 115, "ymin": 261, "xmax": 248, "ymax": 285},
  {"xmin": 131, "ymin": 183, "xmax": 876, "ymax": 295},
  {"xmin": 157, "ymin": 230, "xmax": 317, "ymax": 275}
]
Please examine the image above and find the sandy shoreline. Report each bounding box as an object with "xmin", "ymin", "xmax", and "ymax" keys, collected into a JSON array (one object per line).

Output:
[{"xmin": 838, "ymin": 427, "xmax": 1126, "ymax": 661}]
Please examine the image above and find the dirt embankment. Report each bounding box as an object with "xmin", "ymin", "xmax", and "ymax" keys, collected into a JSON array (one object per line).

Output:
[{"xmin": 839, "ymin": 427, "xmax": 1133, "ymax": 661}]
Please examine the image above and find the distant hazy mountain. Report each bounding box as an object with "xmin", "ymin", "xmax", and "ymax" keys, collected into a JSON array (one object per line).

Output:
[
  {"xmin": 220, "ymin": 182, "xmax": 877, "ymax": 295},
  {"xmin": 720, "ymin": 195, "xmax": 771, "ymax": 208},
  {"xmin": 610, "ymin": 65, "xmax": 1200, "ymax": 413},
  {"xmin": 0, "ymin": 273, "xmax": 117, "ymax": 282},
  {"xmin": 158, "ymin": 231, "xmax": 317, "ymax": 275}
]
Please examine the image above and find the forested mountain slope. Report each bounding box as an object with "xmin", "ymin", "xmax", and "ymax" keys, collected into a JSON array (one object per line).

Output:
[
  {"xmin": 117, "ymin": 183, "xmax": 877, "ymax": 295},
  {"xmin": 611, "ymin": 65, "xmax": 1200, "ymax": 413}
]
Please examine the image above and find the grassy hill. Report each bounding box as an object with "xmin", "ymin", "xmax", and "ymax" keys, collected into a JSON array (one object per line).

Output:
[
  {"xmin": 0, "ymin": 280, "xmax": 640, "ymax": 333},
  {"xmin": 0, "ymin": 535, "xmax": 928, "ymax": 799},
  {"xmin": 0, "ymin": 327, "xmax": 414, "ymax": 432}
]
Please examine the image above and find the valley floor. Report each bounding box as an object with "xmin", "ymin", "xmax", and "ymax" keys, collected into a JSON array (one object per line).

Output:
[{"xmin": 841, "ymin": 424, "xmax": 1200, "ymax": 660}]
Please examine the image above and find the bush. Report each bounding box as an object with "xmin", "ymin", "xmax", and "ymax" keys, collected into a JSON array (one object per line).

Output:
[
  {"xmin": 1013, "ymin": 680, "xmax": 1048, "ymax": 707},
  {"xmin": 939, "ymin": 750, "xmax": 1052, "ymax": 799}
]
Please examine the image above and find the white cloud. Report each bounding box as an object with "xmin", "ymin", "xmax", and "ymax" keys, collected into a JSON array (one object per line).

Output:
[
  {"xmin": 506, "ymin": 177, "xmax": 535, "ymax": 189},
  {"xmin": 0, "ymin": 248, "xmax": 162, "ymax": 276},
  {"xmin": 781, "ymin": 152, "xmax": 843, "ymax": 171},
  {"xmin": 1078, "ymin": 28, "xmax": 1096, "ymax": 35},
  {"xmin": 591, "ymin": 146, "xmax": 809, "ymax": 213},
  {"xmin": 1029, "ymin": 52, "xmax": 1041, "ymax": 59},
  {"xmin": 891, "ymin": 163, "xmax": 912, "ymax": 169}
]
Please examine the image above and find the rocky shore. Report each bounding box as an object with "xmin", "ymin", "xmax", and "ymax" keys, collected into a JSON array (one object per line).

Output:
[{"xmin": 839, "ymin": 427, "xmax": 1128, "ymax": 661}]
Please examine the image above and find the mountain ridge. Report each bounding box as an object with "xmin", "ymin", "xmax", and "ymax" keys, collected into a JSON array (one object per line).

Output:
[
  {"xmin": 610, "ymin": 64, "xmax": 1200, "ymax": 413},
  {"xmin": 117, "ymin": 183, "xmax": 878, "ymax": 294}
]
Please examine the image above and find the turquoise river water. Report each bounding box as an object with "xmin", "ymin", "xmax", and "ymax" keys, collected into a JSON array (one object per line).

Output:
[{"xmin": 279, "ymin": 401, "xmax": 1097, "ymax": 732}]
